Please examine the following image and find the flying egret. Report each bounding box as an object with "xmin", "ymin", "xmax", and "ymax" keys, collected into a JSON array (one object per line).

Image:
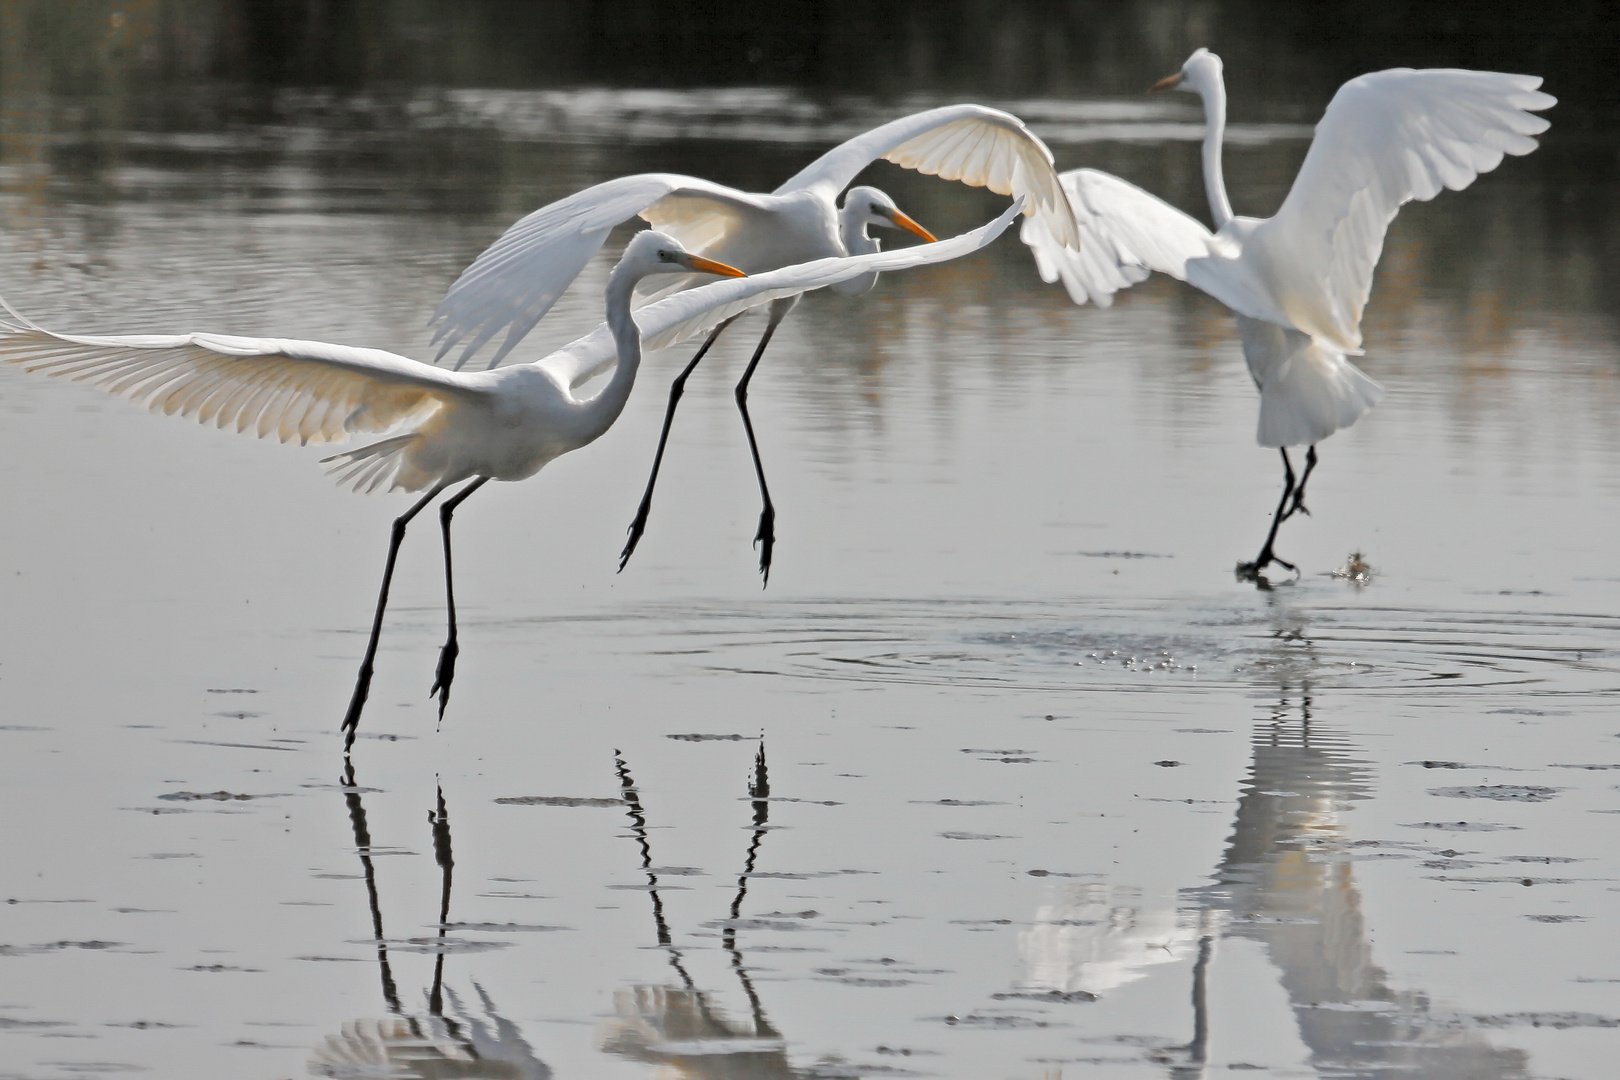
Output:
[
  {"xmin": 429, "ymin": 104, "xmax": 1081, "ymax": 582},
  {"xmin": 1018, "ymin": 49, "xmax": 1553, "ymax": 578},
  {"xmin": 0, "ymin": 204, "xmax": 1020, "ymax": 751}
]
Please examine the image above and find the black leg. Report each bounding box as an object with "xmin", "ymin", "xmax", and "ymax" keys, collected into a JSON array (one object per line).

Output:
[
  {"xmin": 343, "ymin": 481, "xmax": 451, "ymax": 754},
  {"xmin": 735, "ymin": 318, "xmax": 784, "ymax": 585},
  {"xmin": 1286, "ymin": 444, "xmax": 1318, "ymax": 518},
  {"xmin": 619, "ymin": 316, "xmax": 739, "ymax": 572},
  {"xmin": 1237, "ymin": 448, "xmax": 1300, "ymax": 581},
  {"xmin": 430, "ymin": 476, "xmax": 490, "ymax": 723}
]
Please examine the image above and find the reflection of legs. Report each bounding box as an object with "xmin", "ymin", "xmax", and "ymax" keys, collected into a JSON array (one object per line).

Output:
[
  {"xmin": 1239, "ymin": 449, "xmax": 1299, "ymax": 580},
  {"xmin": 1182, "ymin": 934, "xmax": 1213, "ymax": 1071},
  {"xmin": 620, "ymin": 316, "xmax": 740, "ymax": 572},
  {"xmin": 427, "ymin": 784, "xmax": 454, "ymax": 1015},
  {"xmin": 725, "ymin": 742, "xmax": 775, "ymax": 1034},
  {"xmin": 735, "ymin": 312, "xmax": 786, "ymax": 584},
  {"xmin": 343, "ymin": 481, "xmax": 451, "ymax": 753},
  {"xmin": 340, "ymin": 757, "xmax": 402, "ymax": 1013},
  {"xmin": 431, "ymin": 476, "xmax": 490, "ymax": 721},
  {"xmin": 614, "ymin": 752, "xmax": 701, "ymax": 994}
]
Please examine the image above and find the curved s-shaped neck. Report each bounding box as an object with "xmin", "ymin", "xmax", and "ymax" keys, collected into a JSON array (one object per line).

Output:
[
  {"xmin": 832, "ymin": 202, "xmax": 880, "ymax": 297},
  {"xmin": 1198, "ymin": 75, "xmax": 1235, "ymax": 231},
  {"xmin": 582, "ymin": 267, "xmax": 645, "ymax": 441}
]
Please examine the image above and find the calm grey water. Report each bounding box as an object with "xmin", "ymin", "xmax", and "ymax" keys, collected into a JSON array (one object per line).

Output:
[{"xmin": 2, "ymin": 61, "xmax": 1620, "ymax": 1080}]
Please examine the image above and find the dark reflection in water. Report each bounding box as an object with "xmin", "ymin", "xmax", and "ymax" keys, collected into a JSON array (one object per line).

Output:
[
  {"xmin": 2, "ymin": 1, "xmax": 1615, "ymax": 124},
  {"xmin": 605, "ymin": 744, "xmax": 805, "ymax": 1078},
  {"xmin": 311, "ymin": 762, "xmax": 552, "ymax": 1079}
]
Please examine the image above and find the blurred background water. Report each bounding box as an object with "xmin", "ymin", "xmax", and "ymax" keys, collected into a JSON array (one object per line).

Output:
[{"xmin": 2, "ymin": 3, "xmax": 1619, "ymax": 1079}]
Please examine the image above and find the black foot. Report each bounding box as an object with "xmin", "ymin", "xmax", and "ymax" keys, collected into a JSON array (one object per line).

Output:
[
  {"xmin": 341, "ymin": 670, "xmax": 371, "ymax": 753},
  {"xmin": 429, "ymin": 637, "xmax": 459, "ymax": 722},
  {"xmin": 1236, "ymin": 552, "xmax": 1299, "ymax": 586},
  {"xmin": 619, "ymin": 500, "xmax": 652, "ymax": 572},
  {"xmin": 754, "ymin": 504, "xmax": 776, "ymax": 586}
]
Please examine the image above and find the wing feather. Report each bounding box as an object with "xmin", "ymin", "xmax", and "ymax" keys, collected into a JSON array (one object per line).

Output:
[
  {"xmin": 539, "ymin": 201, "xmax": 1024, "ymax": 391},
  {"xmin": 0, "ymin": 316, "xmax": 479, "ymax": 447},
  {"xmin": 1255, "ymin": 68, "xmax": 1553, "ymax": 350},
  {"xmin": 429, "ymin": 173, "xmax": 778, "ymax": 370},
  {"xmin": 775, "ymin": 104, "xmax": 1081, "ymax": 251},
  {"xmin": 1020, "ymin": 169, "xmax": 1214, "ymax": 307}
]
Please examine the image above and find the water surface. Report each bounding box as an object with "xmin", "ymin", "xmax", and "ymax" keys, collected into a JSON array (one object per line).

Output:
[{"xmin": 2, "ymin": 50, "xmax": 1619, "ymax": 1080}]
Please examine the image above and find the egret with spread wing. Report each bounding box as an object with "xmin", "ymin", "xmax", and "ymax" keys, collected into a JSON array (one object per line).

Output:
[
  {"xmin": 1018, "ymin": 49, "xmax": 1553, "ymax": 579},
  {"xmin": 0, "ymin": 204, "xmax": 1020, "ymax": 750},
  {"xmin": 431, "ymin": 104, "xmax": 1080, "ymax": 582}
]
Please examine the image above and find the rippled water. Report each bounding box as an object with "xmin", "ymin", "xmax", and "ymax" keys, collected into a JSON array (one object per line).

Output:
[{"xmin": 2, "ymin": 59, "xmax": 1620, "ymax": 1080}]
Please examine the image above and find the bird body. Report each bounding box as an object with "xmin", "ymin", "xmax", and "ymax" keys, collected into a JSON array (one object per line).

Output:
[
  {"xmin": 429, "ymin": 104, "xmax": 1075, "ymax": 579},
  {"xmin": 0, "ymin": 242, "xmax": 664, "ymax": 496},
  {"xmin": 1024, "ymin": 50, "xmax": 1554, "ymax": 450},
  {"xmin": 430, "ymin": 104, "xmax": 1078, "ymax": 369},
  {"xmin": 1, "ymin": 208, "xmax": 1021, "ymax": 485},
  {"xmin": 1017, "ymin": 48, "xmax": 1553, "ymax": 574},
  {"xmin": 0, "ymin": 205, "xmax": 1022, "ymax": 743}
]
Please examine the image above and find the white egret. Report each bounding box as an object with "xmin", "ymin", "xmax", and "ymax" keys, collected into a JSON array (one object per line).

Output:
[
  {"xmin": 0, "ymin": 204, "xmax": 1019, "ymax": 751},
  {"xmin": 1019, "ymin": 49, "xmax": 1554, "ymax": 578},
  {"xmin": 430, "ymin": 104, "xmax": 1080, "ymax": 581}
]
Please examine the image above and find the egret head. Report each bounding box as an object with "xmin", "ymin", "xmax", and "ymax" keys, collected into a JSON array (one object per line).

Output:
[
  {"xmin": 1150, "ymin": 47, "xmax": 1223, "ymax": 96},
  {"xmin": 841, "ymin": 186, "xmax": 938, "ymax": 243},
  {"xmin": 622, "ymin": 230, "xmax": 747, "ymax": 279}
]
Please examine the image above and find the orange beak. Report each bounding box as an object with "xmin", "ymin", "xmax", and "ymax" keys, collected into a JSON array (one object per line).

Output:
[
  {"xmin": 1149, "ymin": 71, "xmax": 1185, "ymax": 93},
  {"xmin": 884, "ymin": 207, "xmax": 938, "ymax": 243},
  {"xmin": 686, "ymin": 254, "xmax": 747, "ymax": 278}
]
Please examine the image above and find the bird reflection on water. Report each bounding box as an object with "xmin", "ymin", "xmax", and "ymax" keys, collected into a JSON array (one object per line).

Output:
[
  {"xmin": 603, "ymin": 744, "xmax": 814, "ymax": 1079},
  {"xmin": 306, "ymin": 762, "xmax": 552, "ymax": 1079},
  {"xmin": 306, "ymin": 743, "xmax": 831, "ymax": 1078},
  {"xmin": 1014, "ymin": 599, "xmax": 1530, "ymax": 1076},
  {"xmin": 1172, "ymin": 683, "xmax": 1527, "ymax": 1078}
]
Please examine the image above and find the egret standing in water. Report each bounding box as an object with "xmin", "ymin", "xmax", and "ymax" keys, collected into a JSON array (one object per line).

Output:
[
  {"xmin": 430, "ymin": 104, "xmax": 1081, "ymax": 582},
  {"xmin": 0, "ymin": 206, "xmax": 1020, "ymax": 750},
  {"xmin": 1019, "ymin": 49, "xmax": 1554, "ymax": 578}
]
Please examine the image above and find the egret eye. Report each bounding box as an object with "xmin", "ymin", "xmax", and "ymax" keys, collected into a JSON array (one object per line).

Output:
[{"xmin": 657, "ymin": 249, "xmax": 672, "ymax": 260}]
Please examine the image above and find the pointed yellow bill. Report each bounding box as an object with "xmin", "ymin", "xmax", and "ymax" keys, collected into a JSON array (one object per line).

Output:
[
  {"xmin": 885, "ymin": 207, "xmax": 938, "ymax": 243},
  {"xmin": 1149, "ymin": 71, "xmax": 1185, "ymax": 93},
  {"xmin": 686, "ymin": 254, "xmax": 747, "ymax": 278}
]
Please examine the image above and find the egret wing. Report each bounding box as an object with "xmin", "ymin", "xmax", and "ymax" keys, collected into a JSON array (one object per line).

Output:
[
  {"xmin": 430, "ymin": 173, "xmax": 778, "ymax": 370},
  {"xmin": 0, "ymin": 314, "xmax": 476, "ymax": 446},
  {"xmin": 1256, "ymin": 68, "xmax": 1553, "ymax": 349},
  {"xmin": 1022, "ymin": 168, "xmax": 1215, "ymax": 306},
  {"xmin": 542, "ymin": 201, "xmax": 1023, "ymax": 391},
  {"xmin": 776, "ymin": 104, "xmax": 1080, "ymax": 250}
]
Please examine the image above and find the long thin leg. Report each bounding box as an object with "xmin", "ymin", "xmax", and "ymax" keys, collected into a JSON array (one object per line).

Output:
[
  {"xmin": 1286, "ymin": 444, "xmax": 1318, "ymax": 518},
  {"xmin": 735, "ymin": 313, "xmax": 786, "ymax": 585},
  {"xmin": 619, "ymin": 315, "xmax": 740, "ymax": 572},
  {"xmin": 1238, "ymin": 448, "xmax": 1299, "ymax": 581},
  {"xmin": 430, "ymin": 475, "xmax": 490, "ymax": 722},
  {"xmin": 342, "ymin": 481, "xmax": 451, "ymax": 753}
]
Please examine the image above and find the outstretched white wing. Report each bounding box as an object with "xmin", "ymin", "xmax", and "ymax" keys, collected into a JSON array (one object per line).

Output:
[
  {"xmin": 541, "ymin": 201, "xmax": 1024, "ymax": 391},
  {"xmin": 777, "ymin": 103, "xmax": 1079, "ymax": 250},
  {"xmin": 429, "ymin": 173, "xmax": 778, "ymax": 370},
  {"xmin": 1253, "ymin": 68, "xmax": 1554, "ymax": 350},
  {"xmin": 1021, "ymin": 168, "xmax": 1215, "ymax": 307},
  {"xmin": 0, "ymin": 313, "xmax": 478, "ymax": 446}
]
